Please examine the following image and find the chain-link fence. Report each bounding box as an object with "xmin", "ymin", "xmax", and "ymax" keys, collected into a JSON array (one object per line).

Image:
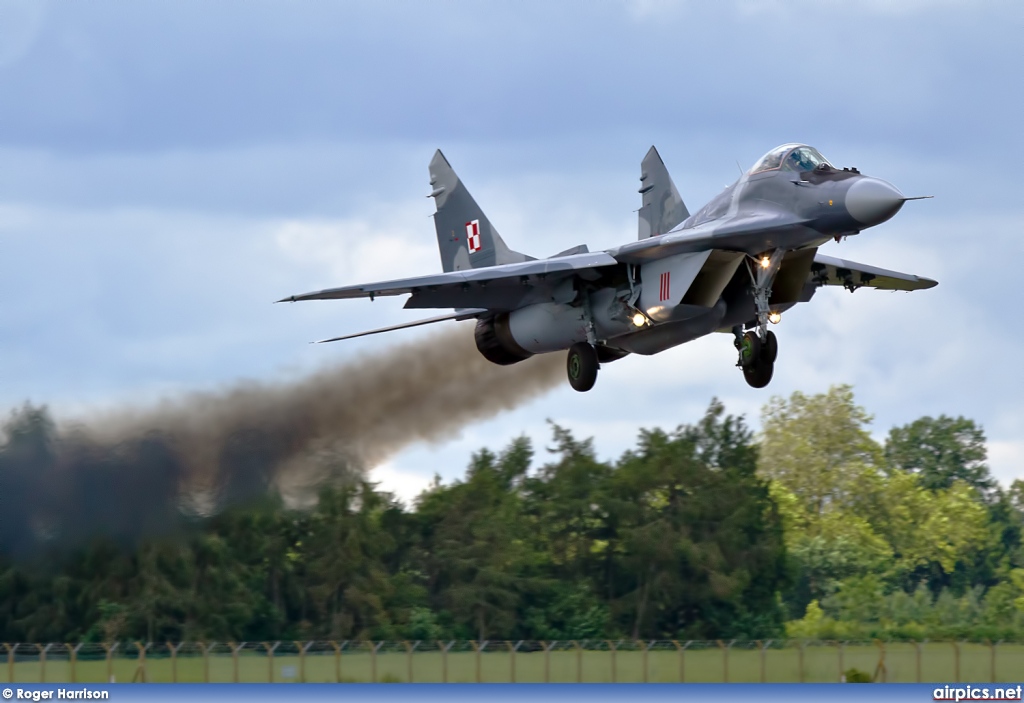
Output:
[{"xmin": 3, "ymin": 640, "xmax": 1022, "ymax": 683}]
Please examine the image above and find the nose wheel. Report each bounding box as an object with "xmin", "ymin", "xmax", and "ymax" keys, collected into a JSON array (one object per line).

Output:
[
  {"xmin": 567, "ymin": 342, "xmax": 599, "ymax": 392},
  {"xmin": 735, "ymin": 328, "xmax": 776, "ymax": 389}
]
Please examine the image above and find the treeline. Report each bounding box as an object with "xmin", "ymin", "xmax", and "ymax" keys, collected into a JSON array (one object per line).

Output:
[{"xmin": 0, "ymin": 386, "xmax": 1022, "ymax": 644}]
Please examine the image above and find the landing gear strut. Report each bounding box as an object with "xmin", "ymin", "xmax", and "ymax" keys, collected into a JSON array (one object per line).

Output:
[
  {"xmin": 735, "ymin": 249, "xmax": 784, "ymax": 389},
  {"xmin": 566, "ymin": 342, "xmax": 599, "ymax": 392}
]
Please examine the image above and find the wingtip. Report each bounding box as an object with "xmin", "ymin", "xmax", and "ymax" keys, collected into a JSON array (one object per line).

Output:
[
  {"xmin": 431, "ymin": 149, "xmax": 451, "ymax": 168},
  {"xmin": 276, "ymin": 296, "xmax": 295, "ymax": 303}
]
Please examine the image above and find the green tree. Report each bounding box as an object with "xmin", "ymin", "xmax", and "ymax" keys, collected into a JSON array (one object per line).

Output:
[
  {"xmin": 759, "ymin": 385, "xmax": 883, "ymax": 517},
  {"xmin": 886, "ymin": 415, "xmax": 995, "ymax": 498},
  {"xmin": 606, "ymin": 400, "xmax": 787, "ymax": 639}
]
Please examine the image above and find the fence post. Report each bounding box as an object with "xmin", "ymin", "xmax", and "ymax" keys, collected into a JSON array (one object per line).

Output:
[
  {"xmin": 263, "ymin": 642, "xmax": 279, "ymax": 683},
  {"xmin": 404, "ymin": 641, "xmax": 418, "ymax": 683},
  {"xmin": 38, "ymin": 643, "xmax": 50, "ymax": 683},
  {"xmin": 230, "ymin": 642, "xmax": 244, "ymax": 683},
  {"xmin": 671, "ymin": 640, "xmax": 681, "ymax": 682},
  {"xmin": 757, "ymin": 641, "xmax": 765, "ymax": 683},
  {"xmin": 329, "ymin": 641, "xmax": 341, "ymax": 683},
  {"xmin": 715, "ymin": 640, "xmax": 730, "ymax": 683},
  {"xmin": 544, "ymin": 641, "xmax": 556, "ymax": 683},
  {"xmin": 207, "ymin": 642, "xmax": 218, "ymax": 682},
  {"xmin": 67, "ymin": 643, "xmax": 82, "ymax": 684},
  {"xmin": 574, "ymin": 641, "xmax": 582, "ymax": 683},
  {"xmin": 167, "ymin": 642, "xmax": 181, "ymax": 683},
  {"xmin": 301, "ymin": 641, "xmax": 316, "ymax": 683},
  {"xmin": 371, "ymin": 641, "xmax": 383, "ymax": 682},
  {"xmin": 990, "ymin": 640, "xmax": 999, "ymax": 683},
  {"xmin": 36, "ymin": 643, "xmax": 50, "ymax": 683},
  {"xmin": 438, "ymin": 641, "xmax": 453, "ymax": 683},
  {"xmin": 131, "ymin": 641, "xmax": 148, "ymax": 683},
  {"xmin": 508, "ymin": 641, "xmax": 522, "ymax": 683},
  {"xmin": 203, "ymin": 642, "xmax": 217, "ymax": 683},
  {"xmin": 798, "ymin": 640, "xmax": 805, "ymax": 683},
  {"xmin": 103, "ymin": 642, "xmax": 118, "ymax": 683},
  {"xmin": 606, "ymin": 640, "xmax": 617, "ymax": 683},
  {"xmin": 953, "ymin": 641, "xmax": 960, "ymax": 683},
  {"xmin": 4, "ymin": 644, "xmax": 13, "ymax": 684},
  {"xmin": 874, "ymin": 640, "xmax": 887, "ymax": 683}
]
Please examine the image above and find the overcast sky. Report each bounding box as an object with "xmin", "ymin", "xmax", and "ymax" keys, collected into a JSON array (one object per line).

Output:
[{"xmin": 0, "ymin": 0, "xmax": 1021, "ymax": 504}]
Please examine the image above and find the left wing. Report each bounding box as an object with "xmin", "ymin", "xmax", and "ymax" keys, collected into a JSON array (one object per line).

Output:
[
  {"xmin": 811, "ymin": 253, "xmax": 938, "ymax": 291},
  {"xmin": 278, "ymin": 251, "xmax": 618, "ymax": 311}
]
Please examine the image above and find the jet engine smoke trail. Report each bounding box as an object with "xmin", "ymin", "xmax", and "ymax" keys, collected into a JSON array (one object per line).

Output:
[{"xmin": 0, "ymin": 324, "xmax": 563, "ymax": 556}]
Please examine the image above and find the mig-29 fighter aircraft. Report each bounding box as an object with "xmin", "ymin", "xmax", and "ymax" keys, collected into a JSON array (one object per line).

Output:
[{"xmin": 279, "ymin": 143, "xmax": 936, "ymax": 392}]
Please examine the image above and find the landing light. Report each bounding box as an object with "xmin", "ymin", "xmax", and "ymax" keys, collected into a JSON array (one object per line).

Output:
[
  {"xmin": 632, "ymin": 312, "xmax": 646, "ymax": 327},
  {"xmin": 760, "ymin": 256, "xmax": 771, "ymax": 269},
  {"xmin": 769, "ymin": 312, "xmax": 782, "ymax": 324}
]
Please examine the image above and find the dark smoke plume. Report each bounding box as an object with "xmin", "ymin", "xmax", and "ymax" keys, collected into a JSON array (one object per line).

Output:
[{"xmin": 0, "ymin": 324, "xmax": 563, "ymax": 556}]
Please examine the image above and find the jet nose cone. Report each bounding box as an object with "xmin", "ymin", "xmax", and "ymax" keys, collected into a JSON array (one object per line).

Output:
[{"xmin": 846, "ymin": 177, "xmax": 905, "ymax": 227}]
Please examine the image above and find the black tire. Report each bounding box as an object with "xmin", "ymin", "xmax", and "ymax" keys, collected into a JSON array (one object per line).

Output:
[
  {"xmin": 743, "ymin": 358, "xmax": 774, "ymax": 388},
  {"xmin": 739, "ymin": 331, "xmax": 761, "ymax": 369},
  {"xmin": 762, "ymin": 330, "xmax": 778, "ymax": 363},
  {"xmin": 566, "ymin": 342, "xmax": 599, "ymax": 392}
]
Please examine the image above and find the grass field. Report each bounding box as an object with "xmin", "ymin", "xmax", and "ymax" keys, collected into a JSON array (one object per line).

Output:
[{"xmin": 4, "ymin": 642, "xmax": 1024, "ymax": 683}]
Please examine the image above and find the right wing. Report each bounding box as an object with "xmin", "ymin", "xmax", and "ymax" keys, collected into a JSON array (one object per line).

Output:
[
  {"xmin": 811, "ymin": 253, "xmax": 938, "ymax": 291},
  {"xmin": 278, "ymin": 251, "xmax": 618, "ymax": 311}
]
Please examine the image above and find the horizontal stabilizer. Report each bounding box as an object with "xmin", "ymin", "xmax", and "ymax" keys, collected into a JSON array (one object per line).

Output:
[{"xmin": 314, "ymin": 309, "xmax": 486, "ymax": 344}]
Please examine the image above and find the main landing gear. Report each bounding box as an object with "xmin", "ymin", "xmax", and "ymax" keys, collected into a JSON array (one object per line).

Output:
[
  {"xmin": 735, "ymin": 248, "xmax": 784, "ymax": 389},
  {"xmin": 567, "ymin": 342, "xmax": 599, "ymax": 392}
]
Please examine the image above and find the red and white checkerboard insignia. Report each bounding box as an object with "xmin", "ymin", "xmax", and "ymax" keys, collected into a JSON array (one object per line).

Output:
[
  {"xmin": 659, "ymin": 271, "xmax": 671, "ymax": 301},
  {"xmin": 466, "ymin": 220, "xmax": 482, "ymax": 254}
]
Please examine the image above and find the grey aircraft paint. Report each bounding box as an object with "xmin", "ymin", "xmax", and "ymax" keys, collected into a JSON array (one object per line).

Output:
[
  {"xmin": 428, "ymin": 150, "xmax": 532, "ymax": 273},
  {"xmin": 280, "ymin": 143, "xmax": 936, "ymax": 392},
  {"xmin": 637, "ymin": 146, "xmax": 689, "ymax": 240}
]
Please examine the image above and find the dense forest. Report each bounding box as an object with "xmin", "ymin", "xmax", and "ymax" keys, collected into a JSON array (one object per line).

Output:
[{"xmin": 1, "ymin": 385, "xmax": 1022, "ymax": 643}]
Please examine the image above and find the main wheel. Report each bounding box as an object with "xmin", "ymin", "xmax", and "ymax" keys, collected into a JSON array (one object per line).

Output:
[
  {"xmin": 762, "ymin": 330, "xmax": 778, "ymax": 363},
  {"xmin": 743, "ymin": 357, "xmax": 774, "ymax": 388},
  {"xmin": 739, "ymin": 331, "xmax": 761, "ymax": 368},
  {"xmin": 566, "ymin": 342, "xmax": 599, "ymax": 392}
]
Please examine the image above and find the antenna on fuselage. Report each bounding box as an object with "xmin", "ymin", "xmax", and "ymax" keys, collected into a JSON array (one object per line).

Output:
[{"xmin": 735, "ymin": 160, "xmax": 744, "ymax": 176}]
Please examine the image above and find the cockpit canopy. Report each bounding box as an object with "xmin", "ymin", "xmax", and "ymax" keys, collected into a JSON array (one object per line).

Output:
[{"xmin": 749, "ymin": 144, "xmax": 832, "ymax": 175}]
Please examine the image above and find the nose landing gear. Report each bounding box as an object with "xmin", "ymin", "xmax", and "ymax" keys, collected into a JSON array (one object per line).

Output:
[
  {"xmin": 735, "ymin": 249, "xmax": 784, "ymax": 389},
  {"xmin": 735, "ymin": 328, "xmax": 776, "ymax": 389}
]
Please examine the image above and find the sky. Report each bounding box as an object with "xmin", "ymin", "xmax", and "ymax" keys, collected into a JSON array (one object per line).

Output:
[{"xmin": 0, "ymin": 0, "xmax": 1021, "ymax": 505}]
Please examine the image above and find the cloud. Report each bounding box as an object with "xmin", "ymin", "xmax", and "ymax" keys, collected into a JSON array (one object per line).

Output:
[
  {"xmin": 0, "ymin": 2, "xmax": 1021, "ymax": 503},
  {"xmin": 989, "ymin": 441, "xmax": 1024, "ymax": 488},
  {"xmin": 368, "ymin": 461, "xmax": 435, "ymax": 507}
]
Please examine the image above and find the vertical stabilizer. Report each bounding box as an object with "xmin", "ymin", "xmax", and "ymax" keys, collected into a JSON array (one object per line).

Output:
[
  {"xmin": 428, "ymin": 150, "xmax": 532, "ymax": 273},
  {"xmin": 638, "ymin": 146, "xmax": 689, "ymax": 240}
]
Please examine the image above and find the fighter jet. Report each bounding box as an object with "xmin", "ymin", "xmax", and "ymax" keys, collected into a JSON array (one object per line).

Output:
[{"xmin": 279, "ymin": 143, "xmax": 935, "ymax": 392}]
